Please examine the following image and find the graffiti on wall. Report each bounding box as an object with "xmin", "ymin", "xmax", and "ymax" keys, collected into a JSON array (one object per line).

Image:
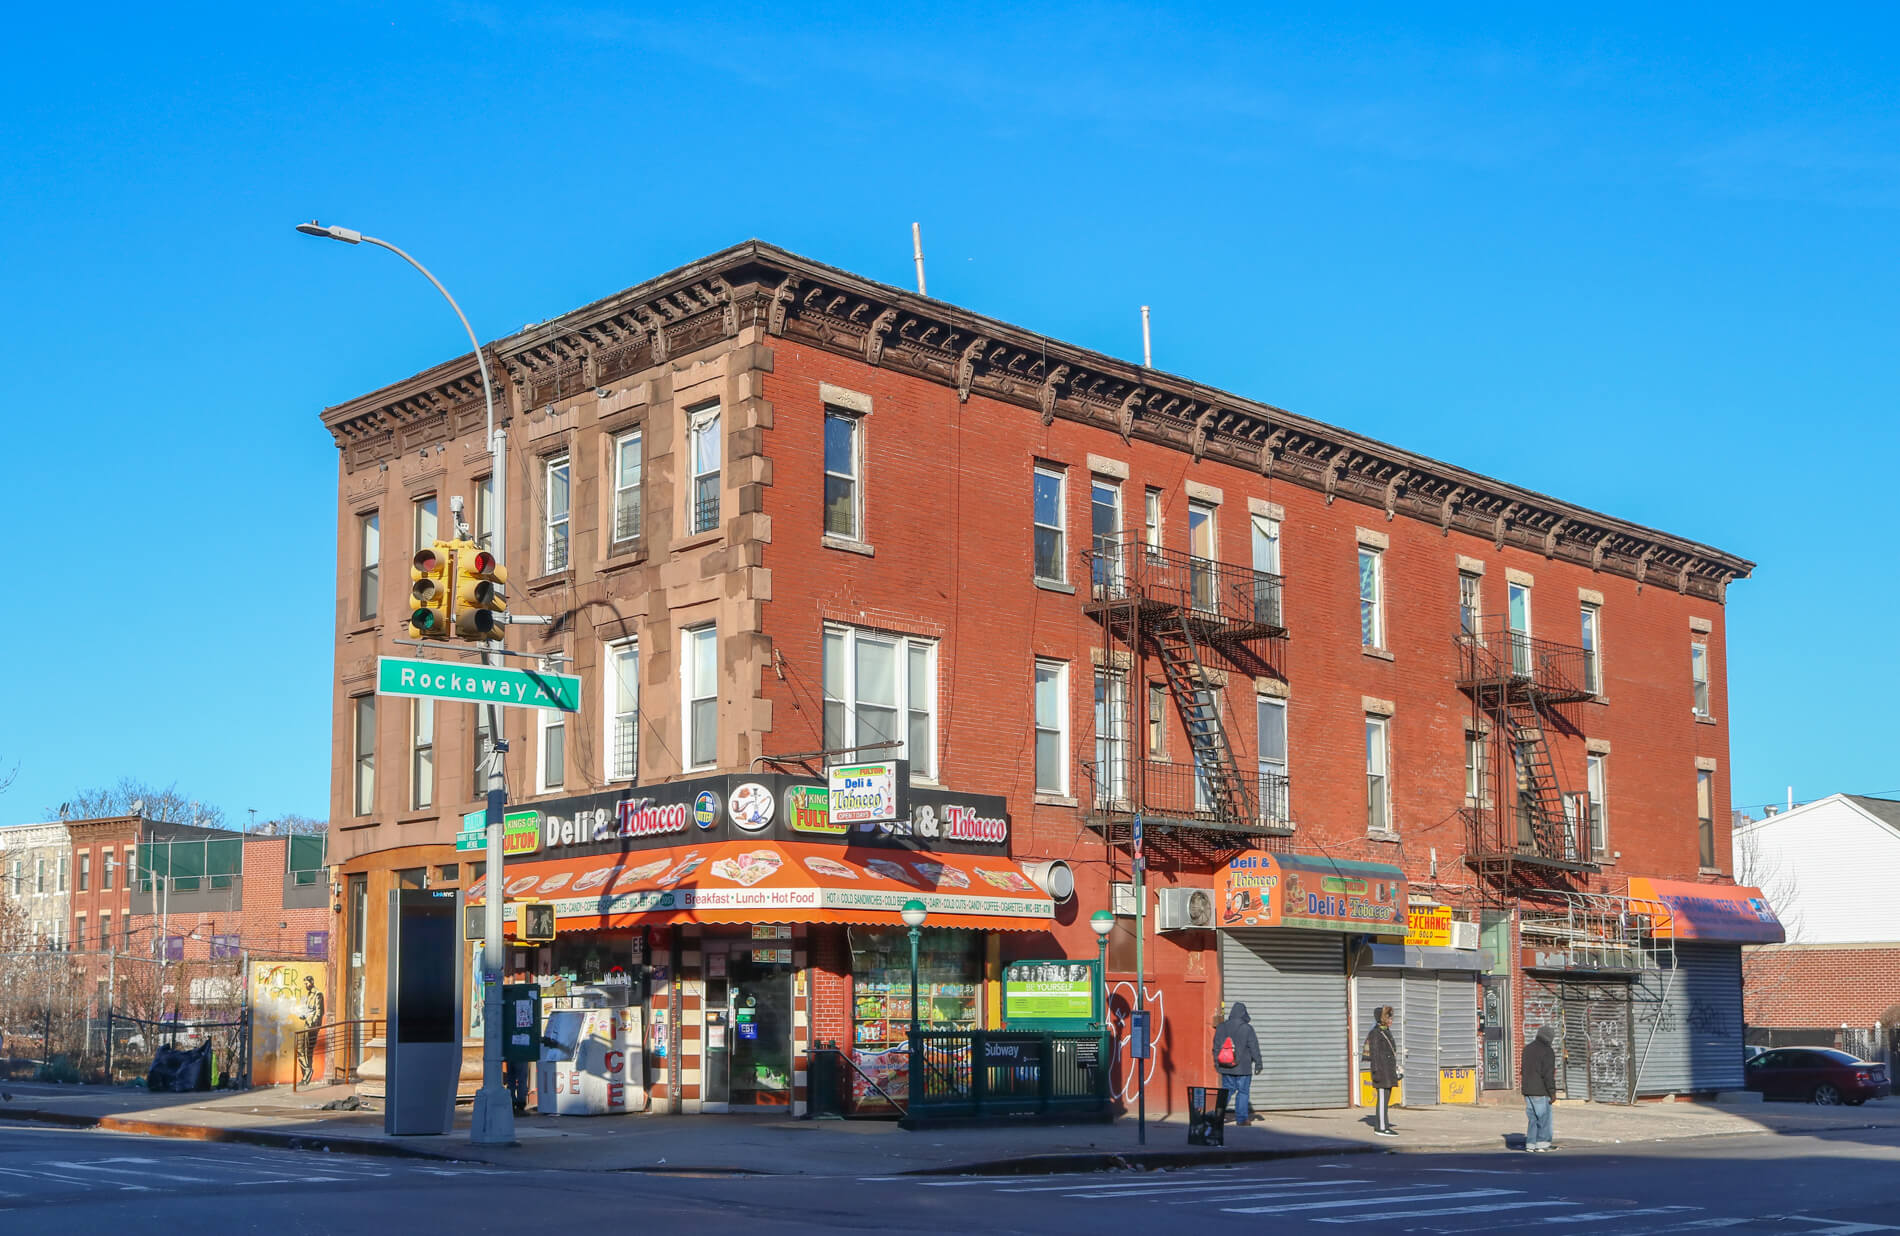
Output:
[
  {"xmin": 1108, "ymin": 981, "xmax": 1166, "ymax": 1105},
  {"xmin": 251, "ymin": 961, "xmax": 329, "ymax": 1087}
]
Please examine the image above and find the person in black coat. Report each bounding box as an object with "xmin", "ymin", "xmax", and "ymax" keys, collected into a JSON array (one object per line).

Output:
[
  {"xmin": 1521, "ymin": 1025, "xmax": 1558, "ymax": 1151},
  {"xmin": 1365, "ymin": 1005, "xmax": 1400, "ymax": 1136},
  {"xmin": 1211, "ymin": 1001, "xmax": 1263, "ymax": 1124}
]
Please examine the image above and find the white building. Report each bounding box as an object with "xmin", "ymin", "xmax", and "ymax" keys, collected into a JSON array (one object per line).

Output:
[{"xmin": 0, "ymin": 821, "xmax": 75, "ymax": 949}]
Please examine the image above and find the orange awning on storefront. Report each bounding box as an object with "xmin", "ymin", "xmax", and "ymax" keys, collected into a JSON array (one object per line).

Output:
[
  {"xmin": 468, "ymin": 840, "xmax": 1056, "ymax": 933},
  {"xmin": 1626, "ymin": 877, "xmax": 1785, "ymax": 943}
]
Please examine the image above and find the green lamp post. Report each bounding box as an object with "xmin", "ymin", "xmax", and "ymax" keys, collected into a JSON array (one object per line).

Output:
[{"xmin": 901, "ymin": 899, "xmax": 928, "ymax": 1105}]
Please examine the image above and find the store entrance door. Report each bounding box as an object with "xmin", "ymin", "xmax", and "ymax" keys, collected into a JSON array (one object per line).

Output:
[{"xmin": 702, "ymin": 938, "xmax": 794, "ymax": 1112}]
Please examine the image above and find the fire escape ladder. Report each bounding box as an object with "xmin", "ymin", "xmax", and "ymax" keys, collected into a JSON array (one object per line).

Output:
[
  {"xmin": 1503, "ymin": 699, "xmax": 1569, "ymax": 860},
  {"xmin": 1151, "ymin": 613, "xmax": 1256, "ymax": 827}
]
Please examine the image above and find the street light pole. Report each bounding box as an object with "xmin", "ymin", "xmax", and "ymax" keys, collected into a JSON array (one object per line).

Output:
[
  {"xmin": 295, "ymin": 221, "xmax": 515, "ymax": 1146},
  {"xmin": 901, "ymin": 899, "xmax": 927, "ymax": 1109}
]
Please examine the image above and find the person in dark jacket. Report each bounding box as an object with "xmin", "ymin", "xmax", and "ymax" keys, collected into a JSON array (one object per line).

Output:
[
  {"xmin": 1211, "ymin": 1001, "xmax": 1263, "ymax": 1124},
  {"xmin": 1365, "ymin": 1005, "xmax": 1400, "ymax": 1136},
  {"xmin": 1522, "ymin": 1025, "xmax": 1558, "ymax": 1151}
]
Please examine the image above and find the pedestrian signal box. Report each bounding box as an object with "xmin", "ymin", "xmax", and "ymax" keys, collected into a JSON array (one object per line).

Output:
[{"xmin": 518, "ymin": 900, "xmax": 556, "ymax": 944}]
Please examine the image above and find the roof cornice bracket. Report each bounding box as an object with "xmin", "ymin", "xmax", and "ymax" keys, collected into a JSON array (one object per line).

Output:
[{"xmin": 1384, "ymin": 468, "xmax": 1412, "ymax": 521}]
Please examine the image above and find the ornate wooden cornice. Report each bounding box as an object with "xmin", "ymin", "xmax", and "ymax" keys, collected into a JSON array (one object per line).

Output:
[{"xmin": 319, "ymin": 241, "xmax": 1753, "ymax": 600}]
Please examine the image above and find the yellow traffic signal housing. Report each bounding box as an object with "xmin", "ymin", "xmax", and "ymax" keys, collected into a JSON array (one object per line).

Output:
[
  {"xmin": 408, "ymin": 542, "xmax": 452, "ymax": 639},
  {"xmin": 454, "ymin": 543, "xmax": 508, "ymax": 642},
  {"xmin": 516, "ymin": 899, "xmax": 556, "ymax": 944}
]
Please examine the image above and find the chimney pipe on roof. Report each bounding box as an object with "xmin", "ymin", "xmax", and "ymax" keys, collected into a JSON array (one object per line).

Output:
[
  {"xmin": 911, "ymin": 222, "xmax": 926, "ymax": 297},
  {"xmin": 1141, "ymin": 305, "xmax": 1152, "ymax": 368}
]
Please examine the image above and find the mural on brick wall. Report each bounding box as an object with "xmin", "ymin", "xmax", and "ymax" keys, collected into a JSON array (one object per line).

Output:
[{"xmin": 251, "ymin": 960, "xmax": 328, "ymax": 1086}]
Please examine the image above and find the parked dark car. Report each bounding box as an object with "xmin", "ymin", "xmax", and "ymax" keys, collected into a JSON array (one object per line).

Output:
[{"xmin": 1743, "ymin": 1048, "xmax": 1891, "ymax": 1105}]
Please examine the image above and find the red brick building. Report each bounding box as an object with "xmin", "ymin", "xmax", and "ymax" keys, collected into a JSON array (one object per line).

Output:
[{"xmin": 322, "ymin": 242, "xmax": 1763, "ymax": 1115}]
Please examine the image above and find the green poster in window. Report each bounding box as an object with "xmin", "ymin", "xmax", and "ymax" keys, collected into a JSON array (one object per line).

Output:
[{"xmin": 1002, "ymin": 960, "xmax": 1099, "ymax": 1029}]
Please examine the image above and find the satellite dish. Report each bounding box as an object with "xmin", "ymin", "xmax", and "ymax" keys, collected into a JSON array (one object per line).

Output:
[{"xmin": 129, "ymin": 798, "xmax": 145, "ymax": 817}]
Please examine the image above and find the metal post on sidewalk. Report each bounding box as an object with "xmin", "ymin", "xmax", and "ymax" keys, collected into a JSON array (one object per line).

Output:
[{"xmin": 1133, "ymin": 813, "xmax": 1147, "ymax": 1146}]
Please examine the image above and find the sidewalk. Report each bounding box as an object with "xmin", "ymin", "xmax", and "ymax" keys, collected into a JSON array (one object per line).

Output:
[{"xmin": 2, "ymin": 1082, "xmax": 1894, "ymax": 1175}]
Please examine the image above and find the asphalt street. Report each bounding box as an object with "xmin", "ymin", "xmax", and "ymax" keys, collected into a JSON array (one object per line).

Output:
[{"xmin": 2, "ymin": 1118, "xmax": 1897, "ymax": 1234}]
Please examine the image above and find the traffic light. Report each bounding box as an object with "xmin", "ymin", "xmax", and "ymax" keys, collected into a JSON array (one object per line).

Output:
[
  {"xmin": 517, "ymin": 899, "xmax": 556, "ymax": 944},
  {"xmin": 408, "ymin": 542, "xmax": 451, "ymax": 639},
  {"xmin": 453, "ymin": 542, "xmax": 508, "ymax": 641}
]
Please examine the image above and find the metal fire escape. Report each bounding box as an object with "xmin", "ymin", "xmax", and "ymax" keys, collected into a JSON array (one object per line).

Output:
[
  {"xmin": 1458, "ymin": 619, "xmax": 1598, "ymax": 890},
  {"xmin": 1081, "ymin": 531, "xmax": 1288, "ymax": 862}
]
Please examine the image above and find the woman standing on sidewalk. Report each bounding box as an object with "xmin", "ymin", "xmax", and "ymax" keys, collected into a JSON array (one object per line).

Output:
[{"xmin": 1366, "ymin": 1006, "xmax": 1400, "ymax": 1137}]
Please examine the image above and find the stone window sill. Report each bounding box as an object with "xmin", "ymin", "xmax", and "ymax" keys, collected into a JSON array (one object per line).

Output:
[
  {"xmin": 601, "ymin": 541, "xmax": 647, "ymax": 571},
  {"xmin": 823, "ymin": 536, "xmax": 875, "ymax": 558},
  {"xmin": 396, "ymin": 812, "xmax": 437, "ymax": 827},
  {"xmin": 1366, "ymin": 829, "xmax": 1401, "ymax": 844},
  {"xmin": 1363, "ymin": 647, "xmax": 1395, "ymax": 662},
  {"xmin": 1698, "ymin": 866, "xmax": 1725, "ymax": 877},
  {"xmin": 338, "ymin": 817, "xmax": 378, "ymax": 832},
  {"xmin": 1035, "ymin": 578, "xmax": 1076, "ymax": 596},
  {"xmin": 1695, "ymin": 715, "xmax": 1719, "ymax": 726},
  {"xmin": 347, "ymin": 619, "xmax": 379, "ymax": 638},
  {"xmin": 526, "ymin": 569, "xmax": 574, "ymax": 594},
  {"xmin": 1034, "ymin": 792, "xmax": 1079, "ymax": 808},
  {"xmin": 672, "ymin": 530, "xmax": 724, "ymax": 554}
]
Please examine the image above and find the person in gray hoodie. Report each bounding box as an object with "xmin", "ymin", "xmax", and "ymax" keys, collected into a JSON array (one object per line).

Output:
[
  {"xmin": 1211, "ymin": 1002, "xmax": 1263, "ymax": 1124},
  {"xmin": 1522, "ymin": 1025, "xmax": 1558, "ymax": 1151}
]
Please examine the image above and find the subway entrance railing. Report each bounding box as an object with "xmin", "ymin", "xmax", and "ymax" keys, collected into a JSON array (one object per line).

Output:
[{"xmin": 907, "ymin": 1029, "xmax": 1113, "ymax": 1123}]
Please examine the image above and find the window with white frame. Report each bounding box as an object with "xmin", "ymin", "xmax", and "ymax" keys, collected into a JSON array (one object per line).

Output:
[
  {"xmin": 1144, "ymin": 487, "xmax": 1164, "ymax": 559},
  {"xmin": 79, "ymin": 851, "xmax": 90, "ymax": 893},
  {"xmin": 1507, "ymin": 580, "xmax": 1533, "ymax": 674},
  {"xmin": 1188, "ymin": 501, "xmax": 1217, "ymax": 610},
  {"xmin": 410, "ymin": 699, "xmax": 434, "ymax": 811},
  {"xmin": 413, "ymin": 495, "xmax": 438, "ymax": 551},
  {"xmin": 684, "ymin": 624, "xmax": 718, "ymax": 769},
  {"xmin": 613, "ymin": 430, "xmax": 644, "ymax": 544},
  {"xmin": 606, "ymin": 639, "xmax": 640, "ymax": 782},
  {"xmin": 823, "ymin": 626, "xmax": 936, "ymax": 776},
  {"xmin": 823, "ymin": 410, "xmax": 861, "ymax": 540},
  {"xmin": 472, "ymin": 707, "xmax": 493, "ymax": 801},
  {"xmin": 545, "ymin": 455, "xmax": 571, "ymax": 572},
  {"xmin": 1697, "ymin": 768, "xmax": 1715, "ymax": 867},
  {"xmin": 1581, "ymin": 603, "xmax": 1603, "ymax": 695},
  {"xmin": 352, "ymin": 697, "xmax": 376, "ymax": 816},
  {"xmin": 1465, "ymin": 730, "xmax": 1489, "ymax": 804},
  {"xmin": 1366, "ymin": 715, "xmax": 1391, "ymax": 833},
  {"xmin": 1090, "ymin": 478, "xmax": 1121, "ymax": 594},
  {"xmin": 1691, "ymin": 642, "xmax": 1710, "ymax": 717},
  {"xmin": 475, "ymin": 475, "xmax": 495, "ymax": 547},
  {"xmin": 1034, "ymin": 659, "xmax": 1069, "ymax": 794},
  {"xmin": 1257, "ymin": 695, "xmax": 1288, "ymax": 824},
  {"xmin": 8, "ymin": 859, "xmax": 19, "ymax": 897},
  {"xmin": 102, "ymin": 850, "xmax": 113, "ymax": 891},
  {"xmin": 1358, "ymin": 547, "xmax": 1385, "ymax": 649},
  {"xmin": 689, "ymin": 403, "xmax": 721, "ymax": 534},
  {"xmin": 1586, "ymin": 753, "xmax": 1608, "ymax": 854},
  {"xmin": 35, "ymin": 858, "xmax": 46, "ymax": 895},
  {"xmin": 1093, "ymin": 669, "xmax": 1128, "ymax": 807},
  {"xmin": 57, "ymin": 855, "xmax": 67, "ymax": 894},
  {"xmin": 1251, "ymin": 513, "xmax": 1282, "ymax": 627},
  {"xmin": 358, "ymin": 512, "xmax": 380, "ymax": 622},
  {"xmin": 1032, "ymin": 465, "xmax": 1066, "ymax": 583},
  {"xmin": 1459, "ymin": 570, "xmax": 1481, "ymax": 636},
  {"xmin": 538, "ymin": 706, "xmax": 565, "ymax": 793},
  {"xmin": 1147, "ymin": 682, "xmax": 1166, "ymax": 756}
]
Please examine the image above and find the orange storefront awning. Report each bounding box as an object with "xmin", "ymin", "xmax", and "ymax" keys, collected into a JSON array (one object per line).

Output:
[
  {"xmin": 1627, "ymin": 877, "xmax": 1786, "ymax": 943},
  {"xmin": 469, "ymin": 840, "xmax": 1056, "ymax": 933}
]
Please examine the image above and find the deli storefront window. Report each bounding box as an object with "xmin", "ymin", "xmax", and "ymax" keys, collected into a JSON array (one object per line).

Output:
[{"xmin": 849, "ymin": 926, "xmax": 983, "ymax": 1109}]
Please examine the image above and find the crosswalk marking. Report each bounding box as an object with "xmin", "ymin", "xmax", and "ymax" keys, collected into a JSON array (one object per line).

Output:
[
  {"xmin": 1069, "ymin": 1179, "xmax": 1367, "ymax": 1200},
  {"xmin": 1544, "ymin": 1207, "xmax": 1701, "ymax": 1224},
  {"xmin": 1317, "ymin": 1199, "xmax": 1577, "ymax": 1222},
  {"xmin": 1224, "ymin": 1187, "xmax": 1518, "ymax": 1215}
]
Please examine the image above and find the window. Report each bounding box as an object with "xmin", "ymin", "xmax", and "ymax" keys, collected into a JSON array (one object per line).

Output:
[
  {"xmin": 289, "ymin": 836, "xmax": 325, "ymax": 888},
  {"xmin": 438, "ymin": 864, "xmax": 460, "ymax": 885},
  {"xmin": 538, "ymin": 707, "xmax": 565, "ymax": 793},
  {"xmin": 823, "ymin": 411, "xmax": 860, "ymax": 540},
  {"xmin": 1507, "ymin": 580, "xmax": 1532, "ymax": 675},
  {"xmin": 474, "ymin": 476, "xmax": 495, "ymax": 547},
  {"xmin": 75, "ymin": 915, "xmax": 85, "ymax": 951},
  {"xmin": 472, "ymin": 707, "xmax": 494, "ymax": 801},
  {"xmin": 1251, "ymin": 514, "xmax": 1282, "ymax": 627},
  {"xmin": 1697, "ymin": 768, "xmax": 1715, "ymax": 868},
  {"xmin": 211, "ymin": 934, "xmax": 241, "ymax": 961},
  {"xmin": 1587, "ymin": 754, "xmax": 1608, "ymax": 854},
  {"xmin": 413, "ymin": 495, "xmax": 437, "ymax": 550},
  {"xmin": 823, "ymin": 626, "xmax": 937, "ymax": 777},
  {"xmin": 8, "ymin": 859, "xmax": 19, "ymax": 896},
  {"xmin": 1093, "ymin": 669, "xmax": 1129, "ymax": 807},
  {"xmin": 1514, "ymin": 741, "xmax": 1538, "ymax": 846},
  {"xmin": 102, "ymin": 850, "xmax": 113, "ymax": 891},
  {"xmin": 1032, "ymin": 465, "xmax": 1066, "ymax": 582},
  {"xmin": 684, "ymin": 624, "xmax": 718, "ymax": 769},
  {"xmin": 1191, "ymin": 687, "xmax": 1221, "ymax": 813},
  {"xmin": 1090, "ymin": 478, "xmax": 1121, "ymax": 594},
  {"xmin": 1359, "ymin": 548, "xmax": 1385, "ymax": 648},
  {"xmin": 1258, "ymin": 696, "xmax": 1288, "ymax": 824},
  {"xmin": 395, "ymin": 867, "xmax": 427, "ymax": 890},
  {"xmin": 1147, "ymin": 682, "xmax": 1166, "ymax": 756},
  {"xmin": 1144, "ymin": 487, "xmax": 1163, "ymax": 559},
  {"xmin": 1366, "ymin": 716, "xmax": 1391, "ymax": 833},
  {"xmin": 79, "ymin": 851, "xmax": 90, "ymax": 892},
  {"xmin": 689, "ymin": 403, "xmax": 721, "ymax": 534},
  {"xmin": 1034, "ymin": 660, "xmax": 1069, "ymax": 795},
  {"xmin": 123, "ymin": 913, "xmax": 133, "ymax": 950},
  {"xmin": 1465, "ymin": 731, "xmax": 1489, "ymax": 804},
  {"xmin": 410, "ymin": 699, "xmax": 434, "ymax": 811},
  {"xmin": 1691, "ymin": 643, "xmax": 1710, "ymax": 717},
  {"xmin": 36, "ymin": 858, "xmax": 46, "ymax": 894},
  {"xmin": 545, "ymin": 455, "xmax": 571, "ymax": 572},
  {"xmin": 352, "ymin": 696, "xmax": 376, "ymax": 816},
  {"xmin": 613, "ymin": 430, "xmax": 644, "ymax": 544},
  {"xmin": 57, "ymin": 855, "xmax": 67, "ymax": 893},
  {"xmin": 1187, "ymin": 501, "xmax": 1218, "ymax": 610},
  {"xmin": 98, "ymin": 911, "xmax": 110, "ymax": 951},
  {"xmin": 1458, "ymin": 571, "xmax": 1481, "ymax": 636},
  {"xmin": 607, "ymin": 639, "xmax": 640, "ymax": 782},
  {"xmin": 1580, "ymin": 604, "xmax": 1602, "ymax": 695},
  {"xmin": 357, "ymin": 513, "xmax": 380, "ymax": 622}
]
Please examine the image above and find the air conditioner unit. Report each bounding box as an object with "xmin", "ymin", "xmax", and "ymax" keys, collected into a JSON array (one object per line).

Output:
[
  {"xmin": 1112, "ymin": 882, "xmax": 1139, "ymax": 917},
  {"xmin": 1156, "ymin": 887, "xmax": 1215, "ymax": 933},
  {"xmin": 1450, "ymin": 920, "xmax": 1482, "ymax": 951}
]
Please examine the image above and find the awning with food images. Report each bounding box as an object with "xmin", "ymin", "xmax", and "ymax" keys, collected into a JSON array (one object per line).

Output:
[{"xmin": 468, "ymin": 840, "xmax": 1056, "ymax": 933}]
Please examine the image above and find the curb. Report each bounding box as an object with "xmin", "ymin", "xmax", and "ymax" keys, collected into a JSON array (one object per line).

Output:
[{"xmin": 0, "ymin": 1108, "xmax": 465, "ymax": 1162}]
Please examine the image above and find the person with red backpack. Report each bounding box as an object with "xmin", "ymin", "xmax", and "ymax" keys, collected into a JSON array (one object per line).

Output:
[{"xmin": 1211, "ymin": 1001, "xmax": 1262, "ymax": 1124}]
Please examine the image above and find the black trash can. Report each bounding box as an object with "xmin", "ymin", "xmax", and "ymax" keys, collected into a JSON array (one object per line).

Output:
[{"xmin": 1187, "ymin": 1084, "xmax": 1228, "ymax": 1145}]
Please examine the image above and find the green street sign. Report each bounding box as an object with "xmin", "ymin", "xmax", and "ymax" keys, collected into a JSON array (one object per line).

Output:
[
  {"xmin": 377, "ymin": 656, "xmax": 579, "ymax": 712},
  {"xmin": 456, "ymin": 809, "xmax": 542, "ymax": 855}
]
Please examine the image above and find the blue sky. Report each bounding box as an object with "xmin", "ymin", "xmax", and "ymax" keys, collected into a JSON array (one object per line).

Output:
[{"xmin": 3, "ymin": 4, "xmax": 1895, "ymax": 822}]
